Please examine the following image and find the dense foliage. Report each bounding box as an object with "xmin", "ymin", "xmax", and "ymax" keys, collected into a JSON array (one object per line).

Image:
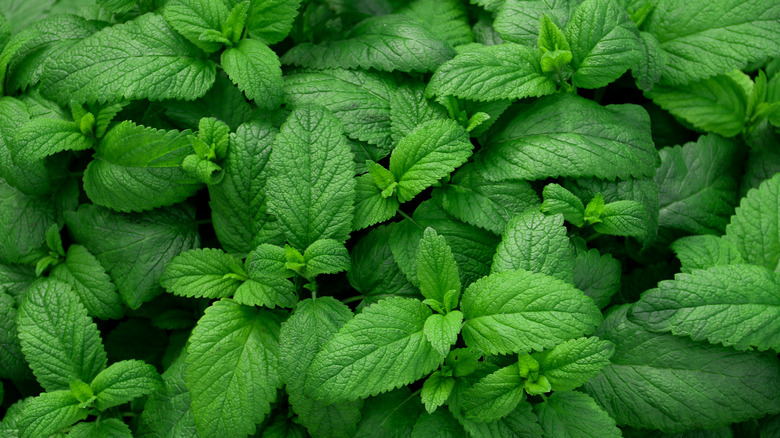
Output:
[{"xmin": 0, "ymin": 0, "xmax": 779, "ymax": 436}]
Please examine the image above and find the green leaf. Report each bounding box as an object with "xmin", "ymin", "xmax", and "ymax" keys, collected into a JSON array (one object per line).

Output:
[
  {"xmin": 421, "ymin": 371, "xmax": 455, "ymax": 414},
  {"xmin": 726, "ymin": 172, "xmax": 780, "ymax": 271},
  {"xmin": 534, "ymin": 391, "xmax": 621, "ymax": 438},
  {"xmin": 67, "ymin": 418, "xmax": 133, "ymax": 438},
  {"xmin": 11, "ymin": 118, "xmax": 92, "ymax": 164},
  {"xmin": 427, "ymin": 43, "xmax": 556, "ymax": 102},
  {"xmin": 284, "ymin": 69, "xmax": 397, "ymax": 151},
  {"xmin": 645, "ymin": 0, "xmax": 780, "ymax": 85},
  {"xmin": 632, "ymin": 31, "xmax": 666, "ymax": 92},
  {"xmin": 433, "ymin": 166, "xmax": 539, "ymax": 235},
  {"xmin": 0, "ymin": 179, "xmax": 56, "ymax": 264},
  {"xmin": 97, "ymin": 0, "xmax": 135, "ymax": 13},
  {"xmin": 390, "ymin": 119, "xmax": 472, "ymax": 203},
  {"xmin": 646, "ymin": 70, "xmax": 752, "ymax": 137},
  {"xmin": 453, "ymin": 397, "xmax": 542, "ymax": 438},
  {"xmin": 136, "ymin": 353, "xmax": 198, "ymax": 438},
  {"xmin": 0, "ymin": 97, "xmax": 52, "ymax": 195},
  {"xmin": 160, "ymin": 248, "xmax": 245, "ymax": 299},
  {"xmin": 655, "ymin": 134, "xmax": 740, "ymax": 235},
  {"xmin": 390, "ymin": 82, "xmax": 447, "ymax": 143},
  {"xmin": 302, "ymin": 239, "xmax": 350, "ymax": 278},
  {"xmin": 565, "ymin": 0, "xmax": 641, "ymax": 89},
  {"xmin": 162, "ymin": 0, "xmax": 229, "ymax": 52},
  {"xmin": 221, "ymin": 39, "xmax": 283, "ymax": 109},
  {"xmin": 584, "ymin": 305, "xmax": 780, "ymax": 432},
  {"xmin": 209, "ymin": 120, "xmax": 282, "ymax": 254},
  {"xmin": 534, "ymin": 337, "xmax": 614, "ymax": 391},
  {"xmin": 541, "ymin": 183, "xmax": 585, "ymax": 227},
  {"xmin": 412, "ymin": 409, "xmax": 468, "ymax": 438},
  {"xmin": 84, "ymin": 121, "xmax": 201, "ymax": 213},
  {"xmin": 353, "ymin": 174, "xmax": 400, "ymax": 231},
  {"xmin": 354, "ymin": 387, "xmax": 423, "ymax": 437},
  {"xmin": 633, "ymin": 264, "xmax": 780, "ymax": 351},
  {"xmin": 670, "ymin": 234, "xmax": 744, "ymax": 273},
  {"xmin": 232, "ymin": 276, "xmax": 297, "ymax": 308},
  {"xmin": 50, "ymin": 245, "xmax": 123, "ymax": 320},
  {"xmin": 16, "ymin": 391, "xmax": 86, "ymax": 438},
  {"xmin": 187, "ymin": 299, "xmax": 284, "ymax": 437},
  {"xmin": 462, "ymin": 364, "xmax": 525, "ymax": 423},
  {"xmin": 424, "ymin": 311, "xmax": 463, "ymax": 356},
  {"xmin": 244, "ymin": 0, "xmax": 302, "ymax": 45},
  {"xmin": 494, "ymin": 0, "xmax": 581, "ymax": 46},
  {"xmin": 475, "ymin": 93, "xmax": 658, "ymax": 180},
  {"xmin": 164, "ymin": 74, "xmax": 253, "ymax": 131},
  {"xmin": 17, "ymin": 280, "xmax": 107, "ymax": 391},
  {"xmin": 0, "ymin": 290, "xmax": 30, "ymax": 381},
  {"xmin": 492, "ymin": 210, "xmax": 574, "ymax": 284},
  {"xmin": 592, "ymin": 200, "xmax": 646, "ymax": 237},
  {"xmin": 347, "ymin": 224, "xmax": 418, "ymax": 307},
  {"xmin": 91, "ymin": 359, "xmax": 163, "ymax": 410},
  {"xmin": 40, "ymin": 13, "xmax": 216, "ymax": 104},
  {"xmin": 246, "ymin": 244, "xmax": 289, "ymax": 279},
  {"xmin": 306, "ymin": 297, "xmax": 444, "ymax": 401},
  {"xmin": 572, "ymin": 249, "xmax": 620, "ymax": 309},
  {"xmin": 400, "ymin": 0, "xmax": 473, "ymax": 47},
  {"xmin": 65, "ymin": 204, "xmax": 200, "ymax": 309},
  {"xmin": 461, "ymin": 269, "xmax": 602, "ymax": 355},
  {"xmin": 267, "ymin": 106, "xmax": 355, "ymax": 251},
  {"xmin": 538, "ymin": 13, "xmax": 571, "ymax": 54},
  {"xmin": 282, "ymin": 15, "xmax": 455, "ymax": 73},
  {"xmin": 417, "ymin": 228, "xmax": 461, "ymax": 304}
]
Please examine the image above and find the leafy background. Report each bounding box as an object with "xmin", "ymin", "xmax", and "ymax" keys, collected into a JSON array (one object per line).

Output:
[{"xmin": 0, "ymin": 0, "xmax": 779, "ymax": 436}]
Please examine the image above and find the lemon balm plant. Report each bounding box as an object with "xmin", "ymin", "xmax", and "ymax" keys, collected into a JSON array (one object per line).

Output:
[{"xmin": 1, "ymin": 0, "xmax": 780, "ymax": 436}]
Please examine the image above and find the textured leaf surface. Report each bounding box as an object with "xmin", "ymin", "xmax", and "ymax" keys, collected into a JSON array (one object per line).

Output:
[
  {"xmin": 304, "ymin": 239, "xmax": 351, "ymax": 277},
  {"xmin": 282, "ymin": 15, "xmax": 455, "ymax": 73},
  {"xmin": 454, "ymin": 398, "xmax": 543, "ymax": 438},
  {"xmin": 461, "ymin": 269, "xmax": 602, "ymax": 354},
  {"xmin": 209, "ymin": 120, "xmax": 282, "ymax": 254},
  {"xmin": 534, "ymin": 391, "xmax": 621, "ymax": 438},
  {"xmin": 670, "ymin": 235, "xmax": 744, "ymax": 273},
  {"xmin": 417, "ymin": 228, "xmax": 461, "ymax": 303},
  {"xmin": 16, "ymin": 391, "xmax": 86, "ymax": 438},
  {"xmin": 494, "ymin": 0, "xmax": 581, "ymax": 45},
  {"xmin": 267, "ymin": 106, "xmax": 355, "ymax": 250},
  {"xmin": 306, "ymin": 297, "xmax": 443, "ymax": 401},
  {"xmin": 462, "ymin": 364, "xmax": 524, "ymax": 422},
  {"xmin": 390, "ymin": 119, "xmax": 472, "ymax": 202},
  {"xmin": 354, "ymin": 387, "xmax": 423, "ymax": 437},
  {"xmin": 0, "ymin": 97, "xmax": 52, "ymax": 195},
  {"xmin": 50, "ymin": 245, "xmax": 123, "ymax": 320},
  {"xmin": 400, "ymin": 0, "xmax": 473, "ymax": 47},
  {"xmin": 433, "ymin": 166, "xmax": 539, "ymax": 234},
  {"xmin": 0, "ymin": 179, "xmax": 56, "ymax": 264},
  {"xmin": 163, "ymin": 0, "xmax": 229, "ymax": 52},
  {"xmin": 84, "ymin": 121, "xmax": 200, "ymax": 213},
  {"xmin": 427, "ymin": 43, "xmax": 555, "ymax": 101},
  {"xmin": 187, "ymin": 300, "xmax": 283, "ymax": 437},
  {"xmin": 655, "ymin": 134, "xmax": 740, "ymax": 235},
  {"xmin": 424, "ymin": 312, "xmax": 463, "ymax": 356},
  {"xmin": 12, "ymin": 118, "xmax": 91, "ymax": 164},
  {"xmin": 535, "ymin": 337, "xmax": 614, "ymax": 391},
  {"xmin": 0, "ymin": 290, "xmax": 30, "ymax": 381},
  {"xmin": 475, "ymin": 93, "xmax": 658, "ymax": 180},
  {"xmin": 91, "ymin": 360, "xmax": 163, "ymax": 410},
  {"xmin": 565, "ymin": 0, "xmax": 641, "ymax": 89},
  {"xmin": 65, "ymin": 204, "xmax": 200, "ymax": 309},
  {"xmin": 160, "ymin": 248, "xmax": 245, "ymax": 299},
  {"xmin": 17, "ymin": 281, "xmax": 106, "ymax": 391},
  {"xmin": 136, "ymin": 353, "xmax": 198, "ymax": 438},
  {"xmin": 645, "ymin": 0, "xmax": 780, "ymax": 85},
  {"xmin": 222, "ymin": 39, "xmax": 283, "ymax": 109},
  {"xmin": 244, "ymin": 0, "xmax": 302, "ymax": 44},
  {"xmin": 584, "ymin": 306, "xmax": 780, "ymax": 432},
  {"xmin": 280, "ymin": 298, "xmax": 362, "ymax": 438},
  {"xmin": 285, "ymin": 69, "xmax": 396, "ymax": 150},
  {"xmin": 40, "ymin": 13, "xmax": 216, "ymax": 104},
  {"xmin": 633, "ymin": 264, "xmax": 780, "ymax": 351},
  {"xmin": 411, "ymin": 409, "xmax": 468, "ymax": 438},
  {"xmin": 68, "ymin": 418, "xmax": 133, "ymax": 438},
  {"xmin": 572, "ymin": 249, "xmax": 620, "ymax": 308},
  {"xmin": 646, "ymin": 71, "xmax": 751, "ymax": 137},
  {"xmin": 726, "ymin": 173, "xmax": 780, "ymax": 271},
  {"xmin": 353, "ymin": 174, "xmax": 399, "ymax": 231},
  {"xmin": 492, "ymin": 210, "xmax": 574, "ymax": 283},
  {"xmin": 390, "ymin": 82, "xmax": 447, "ymax": 143}
]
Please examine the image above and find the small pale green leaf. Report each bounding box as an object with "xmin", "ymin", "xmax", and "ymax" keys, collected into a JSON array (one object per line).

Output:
[
  {"xmin": 541, "ymin": 183, "xmax": 585, "ymax": 227},
  {"xmin": 592, "ymin": 200, "xmax": 647, "ymax": 237},
  {"xmin": 423, "ymin": 311, "xmax": 463, "ymax": 356},
  {"xmin": 233, "ymin": 277, "xmax": 296, "ymax": 308},
  {"xmin": 534, "ymin": 337, "xmax": 614, "ymax": 391},
  {"xmin": 421, "ymin": 371, "xmax": 455, "ymax": 414},
  {"xmin": 304, "ymin": 239, "xmax": 351, "ymax": 277},
  {"xmin": 163, "ymin": 0, "xmax": 230, "ymax": 52},
  {"xmin": 462, "ymin": 364, "xmax": 525, "ymax": 423},
  {"xmin": 417, "ymin": 228, "xmax": 461, "ymax": 303},
  {"xmin": 353, "ymin": 174, "xmax": 399, "ymax": 231}
]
